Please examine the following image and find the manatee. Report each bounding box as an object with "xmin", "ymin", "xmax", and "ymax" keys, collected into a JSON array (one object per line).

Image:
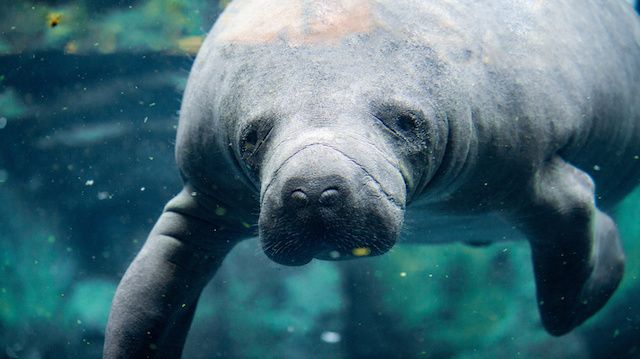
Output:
[{"xmin": 104, "ymin": 0, "xmax": 640, "ymax": 357}]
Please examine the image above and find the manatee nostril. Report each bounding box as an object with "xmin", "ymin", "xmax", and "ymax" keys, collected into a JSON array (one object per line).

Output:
[
  {"xmin": 319, "ymin": 188, "xmax": 341, "ymax": 206},
  {"xmin": 280, "ymin": 175, "xmax": 349, "ymax": 211},
  {"xmin": 290, "ymin": 189, "xmax": 308, "ymax": 207}
]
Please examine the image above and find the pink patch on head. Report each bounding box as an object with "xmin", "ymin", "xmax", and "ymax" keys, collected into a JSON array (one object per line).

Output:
[{"xmin": 214, "ymin": 0, "xmax": 375, "ymax": 46}]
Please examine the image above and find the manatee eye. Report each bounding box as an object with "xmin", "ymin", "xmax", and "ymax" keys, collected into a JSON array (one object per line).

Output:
[
  {"xmin": 396, "ymin": 113, "xmax": 418, "ymax": 132},
  {"xmin": 373, "ymin": 104, "xmax": 423, "ymax": 141},
  {"xmin": 242, "ymin": 128, "xmax": 259, "ymax": 153},
  {"xmin": 239, "ymin": 119, "xmax": 274, "ymax": 174}
]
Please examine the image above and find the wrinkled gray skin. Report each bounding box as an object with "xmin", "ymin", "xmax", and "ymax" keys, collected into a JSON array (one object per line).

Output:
[{"xmin": 104, "ymin": 1, "xmax": 640, "ymax": 357}]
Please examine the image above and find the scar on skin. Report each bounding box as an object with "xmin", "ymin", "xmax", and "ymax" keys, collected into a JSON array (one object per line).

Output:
[{"xmin": 214, "ymin": 0, "xmax": 375, "ymax": 45}]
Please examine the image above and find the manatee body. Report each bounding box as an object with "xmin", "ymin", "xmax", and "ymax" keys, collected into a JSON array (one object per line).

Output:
[{"xmin": 105, "ymin": 1, "xmax": 640, "ymax": 357}]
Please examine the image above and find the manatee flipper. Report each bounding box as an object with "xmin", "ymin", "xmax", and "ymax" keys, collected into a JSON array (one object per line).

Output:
[
  {"xmin": 514, "ymin": 156, "xmax": 625, "ymax": 336},
  {"xmin": 104, "ymin": 187, "xmax": 239, "ymax": 358}
]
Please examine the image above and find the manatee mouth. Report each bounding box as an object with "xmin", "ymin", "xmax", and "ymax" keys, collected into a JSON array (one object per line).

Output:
[
  {"xmin": 258, "ymin": 142, "xmax": 405, "ymax": 267},
  {"xmin": 260, "ymin": 216, "xmax": 399, "ymax": 267},
  {"xmin": 259, "ymin": 189, "xmax": 402, "ymax": 266},
  {"xmin": 265, "ymin": 248, "xmax": 385, "ymax": 267},
  {"xmin": 259, "ymin": 190, "xmax": 402, "ymax": 266}
]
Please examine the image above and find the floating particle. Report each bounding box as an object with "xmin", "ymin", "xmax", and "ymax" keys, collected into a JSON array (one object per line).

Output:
[
  {"xmin": 215, "ymin": 207, "xmax": 227, "ymax": 216},
  {"xmin": 47, "ymin": 13, "xmax": 62, "ymax": 28},
  {"xmin": 329, "ymin": 250, "xmax": 341, "ymax": 259},
  {"xmin": 140, "ymin": 187, "xmax": 146, "ymax": 191},
  {"xmin": 144, "ymin": 116, "xmax": 149, "ymax": 123},
  {"xmin": 64, "ymin": 41, "xmax": 78, "ymax": 54},
  {"xmin": 85, "ymin": 179, "xmax": 94, "ymax": 186},
  {"xmin": 0, "ymin": 169, "xmax": 7, "ymax": 183},
  {"xmin": 593, "ymin": 164, "xmax": 601, "ymax": 171},
  {"xmin": 400, "ymin": 272, "xmax": 407, "ymax": 277},
  {"xmin": 241, "ymin": 222, "xmax": 252, "ymax": 229},
  {"xmin": 97, "ymin": 191, "xmax": 110, "ymax": 200},
  {"xmin": 190, "ymin": 191, "xmax": 197, "ymax": 197},
  {"xmin": 0, "ymin": 117, "xmax": 7, "ymax": 129},
  {"xmin": 47, "ymin": 235, "xmax": 56, "ymax": 244},
  {"xmin": 351, "ymin": 247, "xmax": 371, "ymax": 257},
  {"xmin": 320, "ymin": 331, "xmax": 341, "ymax": 344}
]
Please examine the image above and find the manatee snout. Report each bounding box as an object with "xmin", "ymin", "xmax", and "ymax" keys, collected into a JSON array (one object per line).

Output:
[
  {"xmin": 258, "ymin": 138, "xmax": 406, "ymax": 266},
  {"xmin": 280, "ymin": 174, "xmax": 351, "ymax": 218}
]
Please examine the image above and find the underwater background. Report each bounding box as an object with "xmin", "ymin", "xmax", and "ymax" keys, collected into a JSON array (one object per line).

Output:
[{"xmin": 1, "ymin": 1, "xmax": 639, "ymax": 358}]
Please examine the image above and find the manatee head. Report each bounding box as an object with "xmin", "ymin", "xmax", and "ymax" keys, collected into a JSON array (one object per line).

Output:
[
  {"xmin": 224, "ymin": 48, "xmax": 449, "ymax": 266},
  {"xmin": 255, "ymin": 119, "xmax": 408, "ymax": 266},
  {"xmin": 180, "ymin": 1, "xmax": 452, "ymax": 266}
]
